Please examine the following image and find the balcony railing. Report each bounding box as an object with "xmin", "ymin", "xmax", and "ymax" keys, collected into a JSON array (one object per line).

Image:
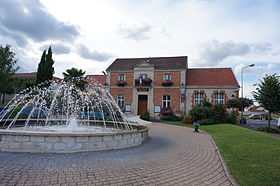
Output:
[
  {"xmin": 117, "ymin": 81, "xmax": 127, "ymax": 86},
  {"xmin": 135, "ymin": 78, "xmax": 152, "ymax": 86},
  {"xmin": 162, "ymin": 80, "xmax": 173, "ymax": 87}
]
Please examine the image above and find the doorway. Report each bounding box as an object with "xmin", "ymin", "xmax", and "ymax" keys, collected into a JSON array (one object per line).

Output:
[{"xmin": 138, "ymin": 95, "xmax": 148, "ymax": 115}]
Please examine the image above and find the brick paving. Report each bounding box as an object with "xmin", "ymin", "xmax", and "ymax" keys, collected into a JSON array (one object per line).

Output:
[{"xmin": 0, "ymin": 123, "xmax": 236, "ymax": 186}]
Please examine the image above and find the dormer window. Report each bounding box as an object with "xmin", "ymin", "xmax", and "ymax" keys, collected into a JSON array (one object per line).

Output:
[
  {"xmin": 163, "ymin": 74, "xmax": 171, "ymax": 80},
  {"xmin": 118, "ymin": 74, "xmax": 125, "ymax": 81}
]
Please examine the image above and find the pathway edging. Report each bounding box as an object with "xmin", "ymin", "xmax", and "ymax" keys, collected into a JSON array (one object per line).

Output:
[{"xmin": 207, "ymin": 131, "xmax": 240, "ymax": 186}]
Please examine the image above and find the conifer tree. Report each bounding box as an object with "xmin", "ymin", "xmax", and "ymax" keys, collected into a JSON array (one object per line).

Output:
[{"xmin": 36, "ymin": 46, "xmax": 55, "ymax": 85}]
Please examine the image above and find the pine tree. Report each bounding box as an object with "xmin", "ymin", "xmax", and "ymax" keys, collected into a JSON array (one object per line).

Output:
[{"xmin": 36, "ymin": 46, "xmax": 55, "ymax": 85}]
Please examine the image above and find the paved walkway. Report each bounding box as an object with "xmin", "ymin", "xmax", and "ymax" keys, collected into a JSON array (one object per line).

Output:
[
  {"xmin": 0, "ymin": 123, "xmax": 236, "ymax": 186},
  {"xmin": 124, "ymin": 115, "xmax": 152, "ymax": 125}
]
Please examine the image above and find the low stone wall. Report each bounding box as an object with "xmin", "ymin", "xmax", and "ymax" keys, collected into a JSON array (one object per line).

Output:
[{"xmin": 0, "ymin": 126, "xmax": 148, "ymax": 153}]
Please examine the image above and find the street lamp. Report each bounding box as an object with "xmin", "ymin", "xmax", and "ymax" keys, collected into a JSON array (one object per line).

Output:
[{"xmin": 240, "ymin": 64, "xmax": 255, "ymax": 124}]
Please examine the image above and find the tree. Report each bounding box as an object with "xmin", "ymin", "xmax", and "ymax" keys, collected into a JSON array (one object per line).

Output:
[
  {"xmin": 36, "ymin": 46, "xmax": 55, "ymax": 85},
  {"xmin": 63, "ymin": 68, "xmax": 87, "ymax": 90},
  {"xmin": 239, "ymin": 97, "xmax": 253, "ymax": 111},
  {"xmin": 0, "ymin": 45, "xmax": 19, "ymax": 104},
  {"xmin": 252, "ymin": 74, "xmax": 280, "ymax": 127}
]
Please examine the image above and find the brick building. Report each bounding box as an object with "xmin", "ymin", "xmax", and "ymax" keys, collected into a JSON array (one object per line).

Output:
[{"xmin": 105, "ymin": 56, "xmax": 240, "ymax": 118}]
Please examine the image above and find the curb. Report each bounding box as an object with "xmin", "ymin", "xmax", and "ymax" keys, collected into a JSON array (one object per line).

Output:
[{"xmin": 208, "ymin": 133, "xmax": 240, "ymax": 186}]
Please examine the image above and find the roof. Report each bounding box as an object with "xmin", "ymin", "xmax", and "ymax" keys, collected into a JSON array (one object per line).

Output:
[
  {"xmin": 12, "ymin": 72, "xmax": 37, "ymax": 79},
  {"xmin": 106, "ymin": 56, "xmax": 188, "ymax": 71},
  {"xmin": 85, "ymin": 75, "xmax": 106, "ymax": 85},
  {"xmin": 186, "ymin": 68, "xmax": 239, "ymax": 87}
]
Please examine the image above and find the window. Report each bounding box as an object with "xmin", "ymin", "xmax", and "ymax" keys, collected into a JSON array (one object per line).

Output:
[
  {"xmin": 162, "ymin": 95, "xmax": 171, "ymax": 107},
  {"xmin": 117, "ymin": 94, "xmax": 125, "ymax": 108},
  {"xmin": 214, "ymin": 92, "xmax": 224, "ymax": 104},
  {"xmin": 118, "ymin": 74, "xmax": 125, "ymax": 81},
  {"xmin": 163, "ymin": 74, "xmax": 171, "ymax": 80},
  {"xmin": 194, "ymin": 92, "xmax": 204, "ymax": 105},
  {"xmin": 140, "ymin": 74, "xmax": 147, "ymax": 79}
]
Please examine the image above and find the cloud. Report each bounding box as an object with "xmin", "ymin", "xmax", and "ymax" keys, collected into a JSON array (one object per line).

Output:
[
  {"xmin": 78, "ymin": 44, "xmax": 113, "ymax": 62},
  {"xmin": 199, "ymin": 40, "xmax": 250, "ymax": 64},
  {"xmin": 40, "ymin": 43, "xmax": 71, "ymax": 55},
  {"xmin": 0, "ymin": 27, "xmax": 27, "ymax": 47},
  {"xmin": 250, "ymin": 42, "xmax": 272, "ymax": 53},
  {"xmin": 117, "ymin": 23, "xmax": 152, "ymax": 41},
  {"xmin": 0, "ymin": 0, "xmax": 79, "ymax": 45},
  {"xmin": 234, "ymin": 63, "xmax": 278, "ymax": 76}
]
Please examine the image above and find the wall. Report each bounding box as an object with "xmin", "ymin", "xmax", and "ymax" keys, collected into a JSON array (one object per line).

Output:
[{"xmin": 185, "ymin": 88, "xmax": 238, "ymax": 113}]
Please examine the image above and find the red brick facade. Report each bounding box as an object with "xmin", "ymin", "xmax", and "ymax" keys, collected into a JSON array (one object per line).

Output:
[
  {"xmin": 154, "ymin": 71, "xmax": 181, "ymax": 86},
  {"xmin": 110, "ymin": 72, "xmax": 134, "ymax": 86},
  {"xmin": 154, "ymin": 88, "xmax": 181, "ymax": 113},
  {"xmin": 109, "ymin": 88, "xmax": 133, "ymax": 104}
]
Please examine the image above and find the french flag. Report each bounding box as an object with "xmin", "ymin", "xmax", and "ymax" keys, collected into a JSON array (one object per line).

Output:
[{"xmin": 139, "ymin": 77, "xmax": 143, "ymax": 87}]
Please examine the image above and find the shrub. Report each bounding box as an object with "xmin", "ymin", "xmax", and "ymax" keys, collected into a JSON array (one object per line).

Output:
[
  {"xmin": 140, "ymin": 111, "xmax": 150, "ymax": 121},
  {"xmin": 189, "ymin": 105, "xmax": 214, "ymax": 121},
  {"xmin": 257, "ymin": 127, "xmax": 280, "ymax": 134},
  {"xmin": 161, "ymin": 114, "xmax": 180, "ymax": 121},
  {"xmin": 227, "ymin": 111, "xmax": 239, "ymax": 124},
  {"xmin": 213, "ymin": 104, "xmax": 227, "ymax": 122},
  {"xmin": 160, "ymin": 107, "xmax": 174, "ymax": 115},
  {"xmin": 199, "ymin": 118, "xmax": 219, "ymax": 125}
]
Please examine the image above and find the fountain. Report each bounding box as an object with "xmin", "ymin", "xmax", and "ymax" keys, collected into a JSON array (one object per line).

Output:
[{"xmin": 0, "ymin": 80, "xmax": 148, "ymax": 153}]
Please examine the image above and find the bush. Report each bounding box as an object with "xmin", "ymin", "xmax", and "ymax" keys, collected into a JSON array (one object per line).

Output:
[
  {"xmin": 213, "ymin": 104, "xmax": 227, "ymax": 122},
  {"xmin": 227, "ymin": 111, "xmax": 239, "ymax": 124},
  {"xmin": 189, "ymin": 105, "xmax": 214, "ymax": 121},
  {"xmin": 161, "ymin": 114, "xmax": 180, "ymax": 121},
  {"xmin": 140, "ymin": 111, "xmax": 150, "ymax": 121},
  {"xmin": 199, "ymin": 118, "xmax": 219, "ymax": 125},
  {"xmin": 257, "ymin": 127, "xmax": 280, "ymax": 134},
  {"xmin": 160, "ymin": 107, "xmax": 174, "ymax": 115}
]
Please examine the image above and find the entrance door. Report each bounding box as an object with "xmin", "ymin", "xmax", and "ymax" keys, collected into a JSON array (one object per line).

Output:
[{"xmin": 138, "ymin": 95, "xmax": 148, "ymax": 115}]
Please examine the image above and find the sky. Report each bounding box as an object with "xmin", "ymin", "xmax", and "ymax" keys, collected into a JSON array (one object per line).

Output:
[{"xmin": 0, "ymin": 0, "xmax": 280, "ymax": 98}]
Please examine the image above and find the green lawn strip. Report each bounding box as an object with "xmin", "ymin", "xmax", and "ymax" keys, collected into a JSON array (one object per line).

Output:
[{"xmin": 161, "ymin": 122, "xmax": 280, "ymax": 186}]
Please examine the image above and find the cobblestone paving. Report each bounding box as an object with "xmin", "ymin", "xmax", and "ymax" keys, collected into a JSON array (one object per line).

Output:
[{"xmin": 0, "ymin": 123, "xmax": 235, "ymax": 186}]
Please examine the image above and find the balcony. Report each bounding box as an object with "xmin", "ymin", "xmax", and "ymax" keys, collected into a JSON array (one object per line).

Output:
[
  {"xmin": 117, "ymin": 81, "xmax": 127, "ymax": 86},
  {"xmin": 135, "ymin": 77, "xmax": 152, "ymax": 86},
  {"xmin": 162, "ymin": 80, "xmax": 173, "ymax": 87}
]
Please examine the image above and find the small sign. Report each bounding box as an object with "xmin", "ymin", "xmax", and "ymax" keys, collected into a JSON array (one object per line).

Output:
[
  {"xmin": 137, "ymin": 88, "xmax": 149, "ymax": 92},
  {"xmin": 125, "ymin": 104, "xmax": 131, "ymax": 112},
  {"xmin": 154, "ymin": 105, "xmax": 161, "ymax": 113}
]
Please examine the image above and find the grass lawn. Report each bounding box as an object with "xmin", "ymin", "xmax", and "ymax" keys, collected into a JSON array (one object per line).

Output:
[{"xmin": 162, "ymin": 122, "xmax": 280, "ymax": 186}]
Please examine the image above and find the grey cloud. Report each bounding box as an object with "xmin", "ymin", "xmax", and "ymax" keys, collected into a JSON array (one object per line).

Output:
[
  {"xmin": 199, "ymin": 40, "xmax": 250, "ymax": 63},
  {"xmin": 0, "ymin": 0, "xmax": 79, "ymax": 45},
  {"xmin": 250, "ymin": 42, "xmax": 272, "ymax": 53},
  {"xmin": 78, "ymin": 45, "xmax": 113, "ymax": 62},
  {"xmin": 117, "ymin": 24, "xmax": 152, "ymax": 41},
  {"xmin": 0, "ymin": 27, "xmax": 27, "ymax": 47},
  {"xmin": 40, "ymin": 43, "xmax": 71, "ymax": 54}
]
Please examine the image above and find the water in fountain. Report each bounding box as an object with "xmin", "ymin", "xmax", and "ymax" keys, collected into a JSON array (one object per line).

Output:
[{"xmin": 0, "ymin": 79, "xmax": 133, "ymax": 133}]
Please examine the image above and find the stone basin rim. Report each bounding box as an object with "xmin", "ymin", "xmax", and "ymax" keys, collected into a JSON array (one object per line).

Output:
[{"xmin": 0, "ymin": 125, "xmax": 148, "ymax": 137}]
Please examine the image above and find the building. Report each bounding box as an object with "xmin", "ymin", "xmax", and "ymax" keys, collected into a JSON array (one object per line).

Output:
[{"xmin": 105, "ymin": 56, "xmax": 239, "ymax": 118}]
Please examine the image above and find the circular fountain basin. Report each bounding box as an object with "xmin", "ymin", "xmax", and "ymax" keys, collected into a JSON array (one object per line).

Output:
[{"xmin": 0, "ymin": 124, "xmax": 148, "ymax": 153}]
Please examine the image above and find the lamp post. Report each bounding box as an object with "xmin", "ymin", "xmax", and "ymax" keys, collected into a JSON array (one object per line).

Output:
[
  {"xmin": 240, "ymin": 64, "xmax": 255, "ymax": 124},
  {"xmin": 181, "ymin": 83, "xmax": 187, "ymax": 115}
]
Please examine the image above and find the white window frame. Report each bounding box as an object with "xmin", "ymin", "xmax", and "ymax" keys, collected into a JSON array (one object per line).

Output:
[
  {"xmin": 194, "ymin": 92, "xmax": 204, "ymax": 105},
  {"xmin": 163, "ymin": 74, "xmax": 171, "ymax": 80},
  {"xmin": 140, "ymin": 74, "xmax": 147, "ymax": 79},
  {"xmin": 214, "ymin": 92, "xmax": 224, "ymax": 104},
  {"xmin": 117, "ymin": 94, "xmax": 125, "ymax": 108},
  {"xmin": 162, "ymin": 95, "xmax": 171, "ymax": 108},
  {"xmin": 118, "ymin": 74, "xmax": 126, "ymax": 81}
]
